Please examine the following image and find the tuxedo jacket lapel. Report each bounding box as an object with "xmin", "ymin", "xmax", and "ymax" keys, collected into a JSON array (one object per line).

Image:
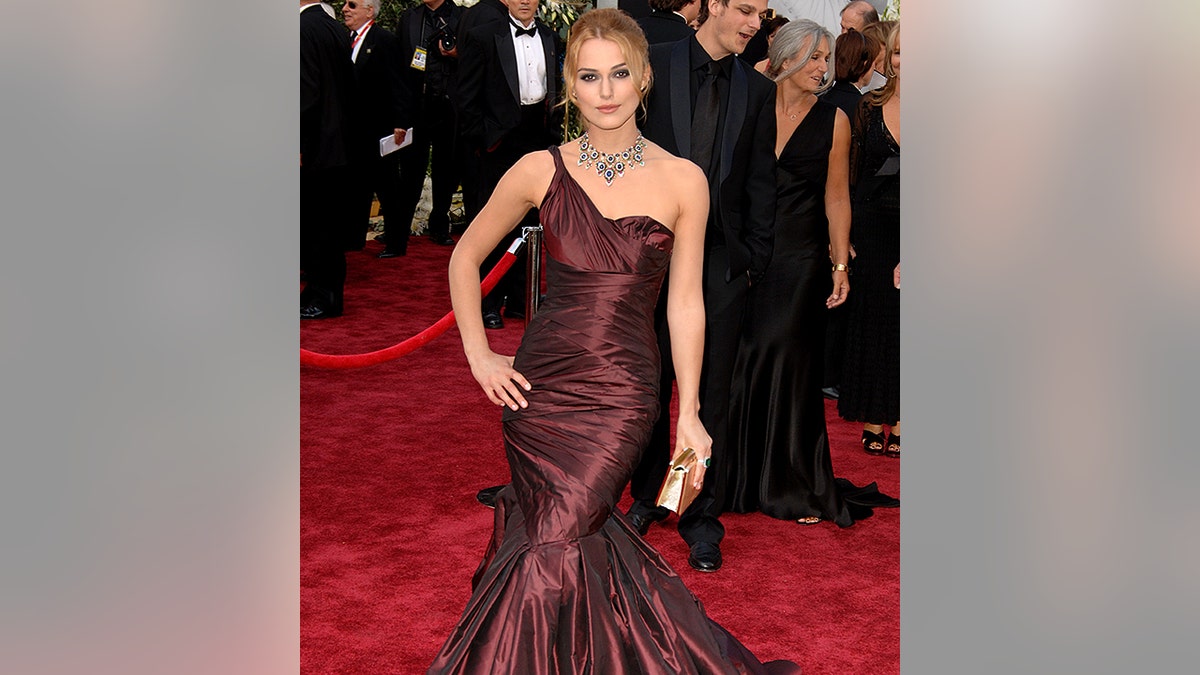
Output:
[
  {"xmin": 720, "ymin": 60, "xmax": 748, "ymax": 185},
  {"xmin": 357, "ymin": 29, "xmax": 378, "ymax": 68},
  {"xmin": 495, "ymin": 31, "xmax": 519, "ymax": 104},
  {"xmin": 668, "ymin": 38, "xmax": 691, "ymax": 158}
]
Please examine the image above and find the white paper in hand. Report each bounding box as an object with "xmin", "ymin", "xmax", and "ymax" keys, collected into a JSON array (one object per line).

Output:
[{"xmin": 379, "ymin": 128, "xmax": 414, "ymax": 156}]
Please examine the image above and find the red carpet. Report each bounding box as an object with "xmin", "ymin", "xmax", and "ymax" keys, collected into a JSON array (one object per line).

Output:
[{"xmin": 301, "ymin": 235, "xmax": 899, "ymax": 674}]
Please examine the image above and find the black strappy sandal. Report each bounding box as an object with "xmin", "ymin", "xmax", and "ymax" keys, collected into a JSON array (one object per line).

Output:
[
  {"xmin": 862, "ymin": 429, "xmax": 886, "ymax": 456},
  {"xmin": 885, "ymin": 434, "xmax": 900, "ymax": 458}
]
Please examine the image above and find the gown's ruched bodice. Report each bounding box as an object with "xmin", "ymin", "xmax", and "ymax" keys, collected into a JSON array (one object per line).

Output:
[{"xmin": 429, "ymin": 147, "xmax": 799, "ymax": 675}]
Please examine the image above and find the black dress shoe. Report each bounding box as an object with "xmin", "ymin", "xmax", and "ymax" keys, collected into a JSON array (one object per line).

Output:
[
  {"xmin": 301, "ymin": 303, "xmax": 342, "ymax": 320},
  {"xmin": 627, "ymin": 512, "xmax": 657, "ymax": 537},
  {"xmin": 373, "ymin": 232, "xmax": 387, "ymax": 244},
  {"xmin": 626, "ymin": 502, "xmax": 668, "ymax": 536},
  {"xmin": 378, "ymin": 249, "xmax": 405, "ymax": 259},
  {"xmin": 483, "ymin": 310, "xmax": 504, "ymax": 329},
  {"xmin": 475, "ymin": 485, "xmax": 505, "ymax": 508},
  {"xmin": 687, "ymin": 542, "xmax": 722, "ymax": 573},
  {"xmin": 429, "ymin": 233, "xmax": 455, "ymax": 246},
  {"xmin": 821, "ymin": 386, "xmax": 840, "ymax": 400},
  {"xmin": 503, "ymin": 306, "xmax": 525, "ymax": 320}
]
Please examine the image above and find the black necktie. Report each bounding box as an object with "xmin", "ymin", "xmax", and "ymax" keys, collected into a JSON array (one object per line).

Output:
[
  {"xmin": 691, "ymin": 60, "xmax": 720, "ymax": 174},
  {"xmin": 511, "ymin": 21, "xmax": 537, "ymax": 38},
  {"xmin": 350, "ymin": 30, "xmax": 358, "ymax": 41}
]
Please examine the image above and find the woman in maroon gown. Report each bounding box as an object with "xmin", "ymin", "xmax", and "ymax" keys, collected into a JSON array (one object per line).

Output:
[{"xmin": 432, "ymin": 9, "xmax": 799, "ymax": 674}]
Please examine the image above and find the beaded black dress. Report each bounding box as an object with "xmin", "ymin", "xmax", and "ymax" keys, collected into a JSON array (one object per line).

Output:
[{"xmin": 838, "ymin": 102, "xmax": 900, "ymax": 425}]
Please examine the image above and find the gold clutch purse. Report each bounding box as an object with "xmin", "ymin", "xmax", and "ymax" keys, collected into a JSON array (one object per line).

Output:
[{"xmin": 655, "ymin": 447, "xmax": 701, "ymax": 514}]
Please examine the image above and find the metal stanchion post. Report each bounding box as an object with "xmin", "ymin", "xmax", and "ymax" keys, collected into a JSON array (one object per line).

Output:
[{"xmin": 522, "ymin": 225, "xmax": 543, "ymax": 322}]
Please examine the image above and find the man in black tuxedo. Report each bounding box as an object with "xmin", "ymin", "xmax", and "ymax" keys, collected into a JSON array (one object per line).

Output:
[
  {"xmin": 626, "ymin": 0, "xmax": 777, "ymax": 572},
  {"xmin": 636, "ymin": 0, "xmax": 700, "ymax": 45},
  {"xmin": 392, "ymin": 0, "xmax": 464, "ymax": 253},
  {"xmin": 456, "ymin": 0, "xmax": 562, "ymax": 329},
  {"xmin": 342, "ymin": 0, "xmax": 412, "ymax": 256},
  {"xmin": 301, "ymin": 0, "xmax": 357, "ymax": 319}
]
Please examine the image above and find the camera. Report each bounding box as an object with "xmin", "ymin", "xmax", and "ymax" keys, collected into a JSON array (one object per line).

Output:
[{"xmin": 434, "ymin": 17, "xmax": 455, "ymax": 52}]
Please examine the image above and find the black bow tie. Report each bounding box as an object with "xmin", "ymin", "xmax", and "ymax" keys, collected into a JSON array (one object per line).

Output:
[{"xmin": 511, "ymin": 21, "xmax": 537, "ymax": 38}]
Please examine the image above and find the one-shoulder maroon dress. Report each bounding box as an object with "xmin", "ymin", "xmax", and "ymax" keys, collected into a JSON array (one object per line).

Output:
[{"xmin": 428, "ymin": 147, "xmax": 800, "ymax": 675}]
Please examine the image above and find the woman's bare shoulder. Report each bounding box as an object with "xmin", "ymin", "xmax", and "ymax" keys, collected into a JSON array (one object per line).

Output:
[
  {"xmin": 508, "ymin": 149, "xmax": 558, "ymax": 206},
  {"xmin": 640, "ymin": 141, "xmax": 707, "ymax": 194},
  {"xmin": 512, "ymin": 148, "xmax": 557, "ymax": 179}
]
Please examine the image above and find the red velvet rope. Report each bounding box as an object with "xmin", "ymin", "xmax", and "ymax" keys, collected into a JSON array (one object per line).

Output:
[{"xmin": 300, "ymin": 249, "xmax": 519, "ymax": 369}]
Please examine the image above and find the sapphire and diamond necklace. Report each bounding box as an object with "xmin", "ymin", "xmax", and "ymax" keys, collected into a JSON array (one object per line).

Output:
[{"xmin": 577, "ymin": 131, "xmax": 645, "ymax": 186}]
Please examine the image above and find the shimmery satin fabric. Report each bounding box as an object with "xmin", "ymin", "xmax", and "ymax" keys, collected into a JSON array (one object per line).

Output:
[
  {"xmin": 725, "ymin": 101, "xmax": 853, "ymax": 526},
  {"xmin": 428, "ymin": 148, "xmax": 800, "ymax": 674}
]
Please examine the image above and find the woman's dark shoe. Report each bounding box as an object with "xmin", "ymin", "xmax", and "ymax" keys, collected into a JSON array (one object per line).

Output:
[
  {"xmin": 885, "ymin": 434, "xmax": 900, "ymax": 458},
  {"xmin": 862, "ymin": 430, "xmax": 886, "ymax": 456}
]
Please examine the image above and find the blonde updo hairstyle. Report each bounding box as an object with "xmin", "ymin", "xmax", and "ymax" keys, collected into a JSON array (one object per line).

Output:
[
  {"xmin": 561, "ymin": 9, "xmax": 653, "ymax": 120},
  {"xmin": 766, "ymin": 19, "xmax": 835, "ymax": 95}
]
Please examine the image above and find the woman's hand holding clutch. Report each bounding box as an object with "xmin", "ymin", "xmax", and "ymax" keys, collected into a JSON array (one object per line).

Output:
[
  {"xmin": 673, "ymin": 414, "xmax": 713, "ymax": 490},
  {"xmin": 655, "ymin": 415, "xmax": 712, "ymax": 514}
]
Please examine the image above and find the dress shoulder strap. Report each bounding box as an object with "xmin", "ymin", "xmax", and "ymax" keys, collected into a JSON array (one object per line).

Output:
[
  {"xmin": 537, "ymin": 145, "xmax": 567, "ymax": 212},
  {"xmin": 548, "ymin": 144, "xmax": 565, "ymax": 171}
]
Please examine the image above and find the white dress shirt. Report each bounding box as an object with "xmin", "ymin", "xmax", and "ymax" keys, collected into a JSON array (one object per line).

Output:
[
  {"xmin": 509, "ymin": 18, "xmax": 546, "ymax": 105},
  {"xmin": 350, "ymin": 20, "xmax": 372, "ymax": 63}
]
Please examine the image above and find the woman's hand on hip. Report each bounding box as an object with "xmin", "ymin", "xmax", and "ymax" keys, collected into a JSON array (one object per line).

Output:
[{"xmin": 468, "ymin": 351, "xmax": 531, "ymax": 411}]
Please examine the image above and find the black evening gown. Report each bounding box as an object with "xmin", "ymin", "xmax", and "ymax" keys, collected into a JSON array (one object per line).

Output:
[
  {"xmin": 838, "ymin": 102, "xmax": 900, "ymax": 425},
  {"xmin": 428, "ymin": 147, "xmax": 800, "ymax": 675},
  {"xmin": 724, "ymin": 101, "xmax": 853, "ymax": 525}
]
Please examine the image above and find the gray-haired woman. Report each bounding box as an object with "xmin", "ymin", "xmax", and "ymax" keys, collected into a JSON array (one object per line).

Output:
[{"xmin": 725, "ymin": 19, "xmax": 863, "ymax": 525}]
